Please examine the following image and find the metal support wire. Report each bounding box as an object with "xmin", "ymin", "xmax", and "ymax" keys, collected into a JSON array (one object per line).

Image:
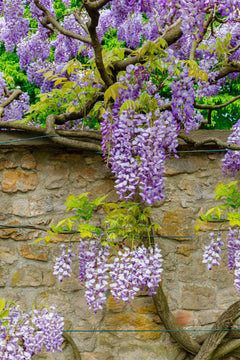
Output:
[
  {"xmin": 62, "ymin": 328, "xmax": 240, "ymax": 333},
  {"xmin": 0, "ymin": 224, "xmax": 195, "ymax": 239},
  {"xmin": 0, "ymin": 134, "xmax": 57, "ymax": 144}
]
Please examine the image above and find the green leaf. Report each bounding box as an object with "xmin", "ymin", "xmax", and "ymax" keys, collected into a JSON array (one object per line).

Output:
[
  {"xmin": 215, "ymin": 181, "xmax": 238, "ymax": 199},
  {"xmin": 51, "ymin": 224, "xmax": 60, "ymax": 233},
  {"xmin": 119, "ymin": 99, "xmax": 139, "ymax": 113},
  {"xmin": 104, "ymin": 83, "xmax": 127, "ymax": 105},
  {"xmin": 200, "ymin": 212, "xmax": 208, "ymax": 222},
  {"xmin": 215, "ymin": 207, "xmax": 222, "ymax": 220},
  {"xmin": 0, "ymin": 299, "xmax": 5, "ymax": 313},
  {"xmin": 0, "ymin": 309, "xmax": 9, "ymax": 319},
  {"xmin": 227, "ymin": 212, "xmax": 240, "ymax": 226}
]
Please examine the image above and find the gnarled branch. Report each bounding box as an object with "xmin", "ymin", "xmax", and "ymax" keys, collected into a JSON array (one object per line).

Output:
[
  {"xmin": 33, "ymin": 0, "xmax": 92, "ymax": 44},
  {"xmin": 195, "ymin": 94, "xmax": 240, "ymax": 111},
  {"xmin": 63, "ymin": 333, "xmax": 82, "ymax": 360},
  {"xmin": 178, "ymin": 133, "xmax": 240, "ymax": 150},
  {"xmin": 111, "ymin": 18, "xmax": 183, "ymax": 75},
  {"xmin": 194, "ymin": 300, "xmax": 240, "ymax": 360},
  {"xmin": 153, "ymin": 285, "xmax": 201, "ymax": 355}
]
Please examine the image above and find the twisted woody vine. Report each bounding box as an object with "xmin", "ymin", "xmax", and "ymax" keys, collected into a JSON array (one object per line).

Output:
[{"xmin": 0, "ymin": 0, "xmax": 240, "ymax": 359}]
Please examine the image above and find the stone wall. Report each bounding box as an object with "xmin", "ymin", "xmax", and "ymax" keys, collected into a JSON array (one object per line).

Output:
[{"xmin": 0, "ymin": 130, "xmax": 239, "ymax": 360}]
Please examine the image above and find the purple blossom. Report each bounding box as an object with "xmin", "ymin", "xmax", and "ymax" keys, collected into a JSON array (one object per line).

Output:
[
  {"xmin": 222, "ymin": 120, "xmax": 240, "ymax": 176},
  {"xmin": 0, "ymin": 303, "xmax": 64, "ymax": 359},
  {"xmin": 202, "ymin": 231, "xmax": 224, "ymax": 270},
  {"xmin": 227, "ymin": 227, "xmax": 240, "ymax": 270},
  {"xmin": 78, "ymin": 239, "xmax": 110, "ymax": 312},
  {"xmin": 53, "ymin": 243, "xmax": 75, "ymax": 282},
  {"xmin": 110, "ymin": 245, "xmax": 163, "ymax": 301}
]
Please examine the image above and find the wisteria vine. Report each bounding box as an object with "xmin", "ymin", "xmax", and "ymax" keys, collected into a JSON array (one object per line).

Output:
[
  {"xmin": 0, "ymin": 303, "xmax": 64, "ymax": 359},
  {"xmin": 54, "ymin": 239, "xmax": 163, "ymax": 312}
]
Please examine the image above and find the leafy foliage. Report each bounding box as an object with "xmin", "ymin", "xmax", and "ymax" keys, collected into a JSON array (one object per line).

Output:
[
  {"xmin": 195, "ymin": 181, "xmax": 240, "ymax": 231},
  {"xmin": 0, "ymin": 44, "xmax": 39, "ymax": 104},
  {"xmin": 41, "ymin": 193, "xmax": 160, "ymax": 247}
]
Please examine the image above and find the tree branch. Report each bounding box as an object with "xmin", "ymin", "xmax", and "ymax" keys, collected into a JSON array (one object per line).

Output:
[
  {"xmin": 153, "ymin": 285, "xmax": 201, "ymax": 355},
  {"xmin": 0, "ymin": 89, "xmax": 23, "ymax": 117},
  {"xmin": 189, "ymin": 9, "xmax": 214, "ymax": 61},
  {"xmin": 111, "ymin": 18, "xmax": 183, "ymax": 74},
  {"xmin": 215, "ymin": 61, "xmax": 240, "ymax": 81},
  {"xmin": 194, "ymin": 300, "xmax": 240, "ymax": 360},
  {"xmin": 83, "ymin": 1, "xmax": 113, "ymax": 86},
  {"xmin": 212, "ymin": 339, "xmax": 240, "ymax": 360},
  {"xmin": 195, "ymin": 94, "xmax": 240, "ymax": 110},
  {"xmin": 45, "ymin": 114, "xmax": 102, "ymax": 151},
  {"xmin": 62, "ymin": 333, "xmax": 82, "ymax": 360},
  {"xmin": 178, "ymin": 133, "xmax": 240, "ymax": 150},
  {"xmin": 88, "ymin": 0, "xmax": 112, "ymax": 10},
  {"xmin": 33, "ymin": 0, "xmax": 92, "ymax": 44}
]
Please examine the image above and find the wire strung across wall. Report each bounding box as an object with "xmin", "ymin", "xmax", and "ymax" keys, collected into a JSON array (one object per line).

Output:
[
  {"xmin": 62, "ymin": 328, "xmax": 240, "ymax": 333},
  {"xmin": 0, "ymin": 134, "xmax": 58, "ymax": 144},
  {"xmin": 0, "ymin": 134, "xmax": 237, "ymax": 154},
  {"xmin": 0, "ymin": 224, "xmax": 195, "ymax": 240}
]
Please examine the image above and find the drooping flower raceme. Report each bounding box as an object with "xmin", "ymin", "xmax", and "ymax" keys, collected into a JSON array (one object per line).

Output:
[
  {"xmin": 222, "ymin": 120, "xmax": 240, "ymax": 177},
  {"xmin": 202, "ymin": 231, "xmax": 224, "ymax": 270},
  {"xmin": 227, "ymin": 227, "xmax": 240, "ymax": 270},
  {"xmin": 54, "ymin": 239, "xmax": 163, "ymax": 312},
  {"xmin": 110, "ymin": 244, "xmax": 163, "ymax": 301},
  {"xmin": 78, "ymin": 240, "xmax": 110, "ymax": 313},
  {"xmin": 203, "ymin": 228, "xmax": 240, "ymax": 292},
  {"xmin": 234, "ymin": 251, "xmax": 240, "ymax": 291},
  {"xmin": 101, "ymin": 64, "xmax": 179, "ymax": 204},
  {"xmin": 0, "ymin": 304, "xmax": 64, "ymax": 359},
  {"xmin": 53, "ymin": 243, "xmax": 75, "ymax": 282}
]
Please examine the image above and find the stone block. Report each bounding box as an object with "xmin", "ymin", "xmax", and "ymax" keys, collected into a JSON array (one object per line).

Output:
[
  {"xmin": 11, "ymin": 265, "xmax": 56, "ymax": 287},
  {"xmin": 71, "ymin": 292, "xmax": 104, "ymax": 327},
  {"xmin": 89, "ymin": 180, "xmax": 115, "ymax": 198},
  {"xmin": 70, "ymin": 164, "xmax": 96, "ymax": 183},
  {"xmin": 0, "ymin": 158, "xmax": 17, "ymax": 170},
  {"xmin": 165, "ymin": 156, "xmax": 208, "ymax": 175},
  {"xmin": 117, "ymin": 344, "xmax": 179, "ymax": 360},
  {"xmin": 108, "ymin": 295, "xmax": 126, "ymax": 313},
  {"xmin": 20, "ymin": 244, "xmax": 49, "ymax": 261},
  {"xmin": 0, "ymin": 247, "xmax": 17, "ymax": 264},
  {"xmin": 130, "ymin": 297, "xmax": 156, "ymax": 314},
  {"xmin": 45, "ymin": 164, "xmax": 69, "ymax": 189},
  {"xmin": 12, "ymin": 196, "xmax": 54, "ymax": 217},
  {"xmin": 81, "ymin": 352, "xmax": 113, "ymax": 360},
  {"xmin": 0, "ymin": 220, "xmax": 39, "ymax": 240},
  {"xmin": 21, "ymin": 154, "xmax": 36, "ymax": 169},
  {"xmin": 104, "ymin": 314, "xmax": 161, "ymax": 340},
  {"xmin": 2, "ymin": 170, "xmax": 39, "ymax": 192},
  {"xmin": 158, "ymin": 208, "xmax": 194, "ymax": 238},
  {"xmin": 197, "ymin": 310, "xmax": 221, "ymax": 325},
  {"xmin": 181, "ymin": 285, "xmax": 216, "ymax": 310},
  {"xmin": 172, "ymin": 309, "xmax": 195, "ymax": 326},
  {"xmin": 0, "ymin": 265, "xmax": 9, "ymax": 287}
]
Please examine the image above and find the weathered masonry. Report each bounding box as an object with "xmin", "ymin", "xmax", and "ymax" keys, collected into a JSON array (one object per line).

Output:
[{"xmin": 0, "ymin": 130, "xmax": 238, "ymax": 360}]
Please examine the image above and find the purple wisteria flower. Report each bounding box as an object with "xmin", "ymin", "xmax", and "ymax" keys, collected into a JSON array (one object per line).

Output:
[
  {"xmin": 77, "ymin": 239, "xmax": 163, "ymax": 311},
  {"xmin": 202, "ymin": 231, "xmax": 224, "ymax": 270},
  {"xmin": 234, "ymin": 250, "xmax": 240, "ymax": 291},
  {"xmin": 109, "ymin": 245, "xmax": 163, "ymax": 301},
  {"xmin": 53, "ymin": 243, "xmax": 75, "ymax": 282},
  {"xmin": 222, "ymin": 120, "xmax": 240, "ymax": 177},
  {"xmin": 101, "ymin": 64, "xmax": 179, "ymax": 204},
  {"xmin": 0, "ymin": 304, "xmax": 64, "ymax": 359},
  {"xmin": 227, "ymin": 227, "xmax": 240, "ymax": 270},
  {"xmin": 78, "ymin": 239, "xmax": 110, "ymax": 313}
]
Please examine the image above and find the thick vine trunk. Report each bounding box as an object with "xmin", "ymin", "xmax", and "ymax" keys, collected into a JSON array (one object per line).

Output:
[
  {"xmin": 153, "ymin": 283, "xmax": 240, "ymax": 360},
  {"xmin": 194, "ymin": 300, "xmax": 240, "ymax": 360},
  {"xmin": 152, "ymin": 285, "xmax": 201, "ymax": 355}
]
